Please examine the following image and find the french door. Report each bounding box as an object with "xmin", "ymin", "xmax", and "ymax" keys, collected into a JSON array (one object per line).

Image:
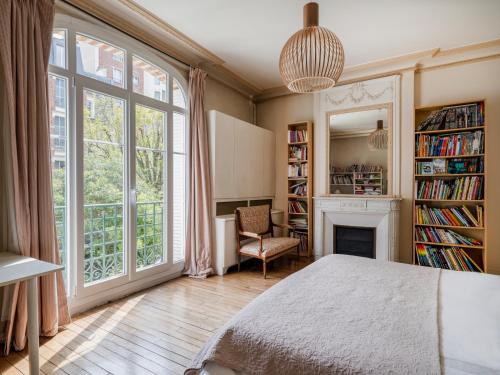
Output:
[{"xmin": 48, "ymin": 20, "xmax": 188, "ymax": 309}]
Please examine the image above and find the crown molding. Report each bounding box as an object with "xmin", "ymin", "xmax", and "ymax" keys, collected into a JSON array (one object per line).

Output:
[
  {"xmin": 255, "ymin": 39, "xmax": 500, "ymax": 103},
  {"xmin": 61, "ymin": 0, "xmax": 262, "ymax": 98}
]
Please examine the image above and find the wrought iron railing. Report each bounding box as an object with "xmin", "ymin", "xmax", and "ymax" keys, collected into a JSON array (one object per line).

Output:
[{"xmin": 54, "ymin": 201, "xmax": 164, "ymax": 285}]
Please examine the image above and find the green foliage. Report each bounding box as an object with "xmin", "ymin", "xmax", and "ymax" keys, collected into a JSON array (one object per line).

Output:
[{"xmin": 53, "ymin": 93, "xmax": 168, "ymax": 280}]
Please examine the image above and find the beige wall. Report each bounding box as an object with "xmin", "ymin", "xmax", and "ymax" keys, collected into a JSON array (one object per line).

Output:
[
  {"xmin": 256, "ymin": 94, "xmax": 314, "ymax": 216},
  {"xmin": 256, "ymin": 56, "xmax": 500, "ymax": 274},
  {"xmin": 330, "ymin": 136, "xmax": 388, "ymax": 169},
  {"xmin": 205, "ymin": 77, "xmax": 255, "ymax": 124}
]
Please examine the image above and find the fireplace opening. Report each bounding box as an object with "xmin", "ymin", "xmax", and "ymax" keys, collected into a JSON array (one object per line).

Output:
[{"xmin": 334, "ymin": 225, "xmax": 375, "ymax": 259}]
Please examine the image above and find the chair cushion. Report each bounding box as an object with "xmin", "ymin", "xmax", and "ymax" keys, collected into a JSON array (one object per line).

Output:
[
  {"xmin": 240, "ymin": 237, "xmax": 300, "ymax": 259},
  {"xmin": 237, "ymin": 205, "xmax": 270, "ymax": 234}
]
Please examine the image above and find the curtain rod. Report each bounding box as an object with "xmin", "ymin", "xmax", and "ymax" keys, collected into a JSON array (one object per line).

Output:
[{"xmin": 59, "ymin": 0, "xmax": 192, "ymax": 71}]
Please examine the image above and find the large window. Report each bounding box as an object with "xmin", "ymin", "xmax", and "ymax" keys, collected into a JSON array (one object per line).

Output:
[{"xmin": 49, "ymin": 21, "xmax": 188, "ymax": 303}]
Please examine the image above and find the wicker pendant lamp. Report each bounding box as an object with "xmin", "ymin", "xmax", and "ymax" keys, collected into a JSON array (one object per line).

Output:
[
  {"xmin": 279, "ymin": 2, "xmax": 344, "ymax": 93},
  {"xmin": 368, "ymin": 120, "xmax": 388, "ymax": 150}
]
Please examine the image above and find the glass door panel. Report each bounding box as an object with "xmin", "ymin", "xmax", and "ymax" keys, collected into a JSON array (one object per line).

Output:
[
  {"xmin": 83, "ymin": 89, "xmax": 125, "ymax": 285},
  {"xmin": 172, "ymin": 112, "xmax": 186, "ymax": 263},
  {"xmin": 48, "ymin": 74, "xmax": 68, "ymax": 280},
  {"xmin": 135, "ymin": 105, "xmax": 166, "ymax": 269}
]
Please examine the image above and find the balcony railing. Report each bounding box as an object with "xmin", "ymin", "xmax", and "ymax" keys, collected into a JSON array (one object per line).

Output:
[{"xmin": 55, "ymin": 201, "xmax": 165, "ymax": 285}]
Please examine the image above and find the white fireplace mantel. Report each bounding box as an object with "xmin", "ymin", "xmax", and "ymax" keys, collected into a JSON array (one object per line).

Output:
[{"xmin": 314, "ymin": 196, "xmax": 401, "ymax": 261}]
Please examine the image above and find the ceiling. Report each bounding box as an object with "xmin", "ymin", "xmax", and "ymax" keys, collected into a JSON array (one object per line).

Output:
[
  {"xmin": 133, "ymin": 0, "xmax": 500, "ymax": 90},
  {"xmin": 330, "ymin": 108, "xmax": 387, "ymax": 134}
]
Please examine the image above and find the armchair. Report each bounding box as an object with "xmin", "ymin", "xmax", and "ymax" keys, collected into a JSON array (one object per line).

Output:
[{"xmin": 234, "ymin": 205, "xmax": 300, "ymax": 278}]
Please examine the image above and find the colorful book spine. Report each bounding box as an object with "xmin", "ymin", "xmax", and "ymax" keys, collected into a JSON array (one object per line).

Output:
[
  {"xmin": 288, "ymin": 130, "xmax": 308, "ymax": 143},
  {"xmin": 416, "ymin": 244, "xmax": 483, "ymax": 272},
  {"xmin": 415, "ymin": 130, "xmax": 484, "ymax": 157},
  {"xmin": 415, "ymin": 176, "xmax": 483, "ymax": 200},
  {"xmin": 288, "ymin": 201, "xmax": 307, "ymax": 214},
  {"xmin": 415, "ymin": 205, "xmax": 483, "ymax": 227},
  {"xmin": 415, "ymin": 227, "xmax": 482, "ymax": 246}
]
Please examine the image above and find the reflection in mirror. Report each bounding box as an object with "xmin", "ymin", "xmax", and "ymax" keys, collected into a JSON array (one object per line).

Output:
[{"xmin": 329, "ymin": 107, "xmax": 389, "ymax": 195}]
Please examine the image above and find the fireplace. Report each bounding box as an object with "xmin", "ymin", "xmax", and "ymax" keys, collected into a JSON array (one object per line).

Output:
[
  {"xmin": 334, "ymin": 225, "xmax": 375, "ymax": 259},
  {"xmin": 314, "ymin": 197, "xmax": 400, "ymax": 261}
]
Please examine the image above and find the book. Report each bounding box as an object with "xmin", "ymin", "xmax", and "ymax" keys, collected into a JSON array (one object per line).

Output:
[
  {"xmin": 415, "ymin": 205, "xmax": 483, "ymax": 227},
  {"xmin": 421, "ymin": 162, "xmax": 433, "ymax": 175},
  {"xmin": 417, "ymin": 103, "xmax": 484, "ymax": 131},
  {"xmin": 288, "ymin": 130, "xmax": 308, "ymax": 143},
  {"xmin": 416, "ymin": 245, "xmax": 483, "ymax": 272},
  {"xmin": 415, "ymin": 130, "xmax": 484, "ymax": 157},
  {"xmin": 415, "ymin": 227, "xmax": 482, "ymax": 246},
  {"xmin": 415, "ymin": 176, "xmax": 483, "ymax": 200},
  {"xmin": 433, "ymin": 159, "xmax": 446, "ymax": 174}
]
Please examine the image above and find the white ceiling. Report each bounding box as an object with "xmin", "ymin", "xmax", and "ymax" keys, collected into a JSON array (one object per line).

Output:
[
  {"xmin": 330, "ymin": 108, "xmax": 387, "ymax": 133},
  {"xmin": 133, "ymin": 0, "xmax": 500, "ymax": 90}
]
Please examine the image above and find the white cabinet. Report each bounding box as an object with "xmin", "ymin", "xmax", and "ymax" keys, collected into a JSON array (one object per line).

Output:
[
  {"xmin": 208, "ymin": 111, "xmax": 235, "ymax": 199},
  {"xmin": 208, "ymin": 110, "xmax": 275, "ymax": 200}
]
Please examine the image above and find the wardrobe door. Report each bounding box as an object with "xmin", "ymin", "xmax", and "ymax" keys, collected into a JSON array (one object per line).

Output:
[
  {"xmin": 260, "ymin": 129, "xmax": 275, "ymax": 197},
  {"xmin": 234, "ymin": 120, "xmax": 261, "ymax": 198},
  {"xmin": 210, "ymin": 112, "xmax": 236, "ymax": 199}
]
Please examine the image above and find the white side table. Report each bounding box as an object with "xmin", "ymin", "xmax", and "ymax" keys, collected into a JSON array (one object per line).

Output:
[{"xmin": 0, "ymin": 253, "xmax": 63, "ymax": 375}]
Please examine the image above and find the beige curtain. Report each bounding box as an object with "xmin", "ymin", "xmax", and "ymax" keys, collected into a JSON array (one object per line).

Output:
[
  {"xmin": 0, "ymin": 0, "xmax": 70, "ymax": 354},
  {"xmin": 183, "ymin": 68, "xmax": 214, "ymax": 278}
]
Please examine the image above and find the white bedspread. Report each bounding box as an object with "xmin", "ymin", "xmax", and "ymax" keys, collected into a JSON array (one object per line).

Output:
[
  {"xmin": 186, "ymin": 254, "xmax": 442, "ymax": 375},
  {"xmin": 197, "ymin": 259, "xmax": 500, "ymax": 375}
]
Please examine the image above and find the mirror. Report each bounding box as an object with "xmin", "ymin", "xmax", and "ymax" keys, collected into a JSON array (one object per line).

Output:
[{"xmin": 328, "ymin": 106, "xmax": 391, "ymax": 196}]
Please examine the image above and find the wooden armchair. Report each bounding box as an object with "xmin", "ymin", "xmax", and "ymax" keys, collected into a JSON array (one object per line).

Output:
[{"xmin": 235, "ymin": 205, "xmax": 300, "ymax": 278}]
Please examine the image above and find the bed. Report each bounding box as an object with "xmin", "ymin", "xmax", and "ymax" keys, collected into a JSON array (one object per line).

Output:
[{"xmin": 186, "ymin": 255, "xmax": 500, "ymax": 375}]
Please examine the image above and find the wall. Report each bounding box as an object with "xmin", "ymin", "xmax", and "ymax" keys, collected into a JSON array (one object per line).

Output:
[
  {"xmin": 414, "ymin": 58, "xmax": 500, "ymax": 274},
  {"xmin": 255, "ymin": 56, "xmax": 500, "ymax": 275},
  {"xmin": 330, "ymin": 136, "xmax": 388, "ymax": 170},
  {"xmin": 205, "ymin": 77, "xmax": 255, "ymax": 124},
  {"xmin": 256, "ymin": 94, "xmax": 314, "ymax": 214}
]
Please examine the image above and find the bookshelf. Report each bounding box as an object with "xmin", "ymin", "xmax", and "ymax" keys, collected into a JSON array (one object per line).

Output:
[
  {"xmin": 413, "ymin": 100, "xmax": 487, "ymax": 272},
  {"xmin": 287, "ymin": 121, "xmax": 313, "ymax": 257},
  {"xmin": 331, "ymin": 170, "xmax": 383, "ymax": 195}
]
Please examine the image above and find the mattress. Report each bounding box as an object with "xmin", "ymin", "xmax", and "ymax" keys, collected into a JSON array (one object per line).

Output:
[{"xmin": 200, "ymin": 266, "xmax": 500, "ymax": 375}]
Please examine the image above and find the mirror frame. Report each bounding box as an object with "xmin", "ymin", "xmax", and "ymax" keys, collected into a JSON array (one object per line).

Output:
[{"xmin": 326, "ymin": 102, "xmax": 393, "ymax": 196}]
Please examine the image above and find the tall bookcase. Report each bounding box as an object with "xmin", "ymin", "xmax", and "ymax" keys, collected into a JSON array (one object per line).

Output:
[
  {"xmin": 287, "ymin": 121, "xmax": 313, "ymax": 257},
  {"xmin": 413, "ymin": 100, "xmax": 487, "ymax": 272}
]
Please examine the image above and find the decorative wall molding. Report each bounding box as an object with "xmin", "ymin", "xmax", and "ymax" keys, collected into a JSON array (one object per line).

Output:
[
  {"xmin": 325, "ymin": 81, "xmax": 394, "ymax": 106},
  {"xmin": 60, "ymin": 0, "xmax": 262, "ymax": 98},
  {"xmin": 255, "ymin": 39, "xmax": 500, "ymax": 102}
]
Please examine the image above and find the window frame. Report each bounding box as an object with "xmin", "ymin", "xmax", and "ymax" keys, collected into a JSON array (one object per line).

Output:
[{"xmin": 49, "ymin": 12, "xmax": 189, "ymax": 309}]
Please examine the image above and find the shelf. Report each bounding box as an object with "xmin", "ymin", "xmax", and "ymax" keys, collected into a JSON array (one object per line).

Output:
[
  {"xmin": 414, "ymin": 200, "xmax": 484, "ymax": 204},
  {"xmin": 415, "ymin": 173, "xmax": 484, "ymax": 177},
  {"xmin": 287, "ymin": 121, "xmax": 313, "ymax": 258},
  {"xmin": 330, "ymin": 183, "xmax": 353, "ymax": 186},
  {"xmin": 331, "ymin": 171, "xmax": 382, "ymax": 174},
  {"xmin": 415, "ymin": 223, "xmax": 484, "ymax": 230},
  {"xmin": 415, "ymin": 154, "xmax": 484, "ymax": 160},
  {"xmin": 414, "ymin": 241, "xmax": 483, "ymax": 249},
  {"xmin": 415, "ymin": 126, "xmax": 484, "ymax": 135}
]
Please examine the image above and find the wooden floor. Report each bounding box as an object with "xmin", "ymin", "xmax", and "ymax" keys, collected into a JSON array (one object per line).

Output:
[{"xmin": 0, "ymin": 257, "xmax": 311, "ymax": 375}]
